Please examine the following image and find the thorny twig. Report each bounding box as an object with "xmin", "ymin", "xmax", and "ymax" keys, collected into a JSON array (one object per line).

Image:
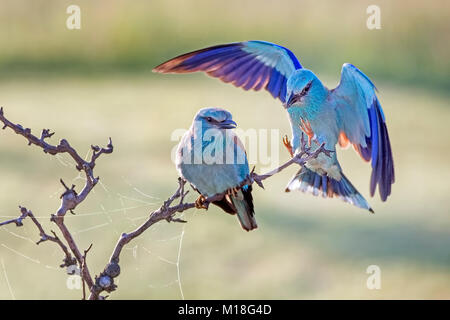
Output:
[
  {"xmin": 82, "ymin": 243, "xmax": 93, "ymax": 300},
  {"xmin": 251, "ymin": 133, "xmax": 333, "ymax": 188},
  {"xmin": 0, "ymin": 107, "xmax": 113, "ymax": 299},
  {"xmin": 0, "ymin": 107, "xmax": 332, "ymax": 300},
  {"xmin": 0, "ymin": 206, "xmax": 77, "ymax": 268}
]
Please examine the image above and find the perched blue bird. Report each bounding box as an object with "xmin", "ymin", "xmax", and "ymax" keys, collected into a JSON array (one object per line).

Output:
[
  {"xmin": 176, "ymin": 107, "xmax": 257, "ymax": 231},
  {"xmin": 155, "ymin": 41, "xmax": 394, "ymax": 212}
]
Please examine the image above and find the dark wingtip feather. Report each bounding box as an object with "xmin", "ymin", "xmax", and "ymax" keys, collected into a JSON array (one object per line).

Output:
[
  {"xmin": 242, "ymin": 184, "xmax": 255, "ymax": 215},
  {"xmin": 153, "ymin": 43, "xmax": 242, "ymax": 74},
  {"xmin": 152, "ymin": 51, "xmax": 195, "ymax": 73},
  {"xmin": 368, "ymin": 99, "xmax": 394, "ymax": 201},
  {"xmin": 212, "ymin": 197, "xmax": 236, "ymax": 215},
  {"xmin": 152, "ymin": 54, "xmax": 192, "ymax": 73},
  {"xmin": 232, "ymin": 184, "xmax": 257, "ymax": 232}
]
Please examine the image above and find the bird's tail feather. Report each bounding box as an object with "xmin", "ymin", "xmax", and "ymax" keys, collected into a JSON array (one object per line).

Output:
[
  {"xmin": 231, "ymin": 185, "xmax": 257, "ymax": 231},
  {"xmin": 285, "ymin": 166, "xmax": 373, "ymax": 212}
]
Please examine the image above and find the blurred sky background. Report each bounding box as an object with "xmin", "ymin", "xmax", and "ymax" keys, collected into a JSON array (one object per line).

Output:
[{"xmin": 0, "ymin": 0, "xmax": 449, "ymax": 299}]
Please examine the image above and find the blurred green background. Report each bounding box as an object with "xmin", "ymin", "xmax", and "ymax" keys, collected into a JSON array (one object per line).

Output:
[{"xmin": 0, "ymin": 0, "xmax": 449, "ymax": 299}]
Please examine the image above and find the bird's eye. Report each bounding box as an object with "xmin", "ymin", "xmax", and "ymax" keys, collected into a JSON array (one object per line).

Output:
[
  {"xmin": 206, "ymin": 117, "xmax": 213, "ymax": 122},
  {"xmin": 304, "ymin": 82, "xmax": 312, "ymax": 92}
]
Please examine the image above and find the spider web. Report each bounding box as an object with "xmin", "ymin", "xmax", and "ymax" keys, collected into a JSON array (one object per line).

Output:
[{"xmin": 0, "ymin": 149, "xmax": 187, "ymax": 300}]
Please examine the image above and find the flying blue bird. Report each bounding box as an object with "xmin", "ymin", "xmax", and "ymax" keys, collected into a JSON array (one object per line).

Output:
[
  {"xmin": 176, "ymin": 107, "xmax": 257, "ymax": 231},
  {"xmin": 155, "ymin": 41, "xmax": 394, "ymax": 212}
]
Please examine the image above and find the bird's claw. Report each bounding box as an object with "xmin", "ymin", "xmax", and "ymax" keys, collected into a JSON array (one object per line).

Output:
[
  {"xmin": 226, "ymin": 187, "xmax": 240, "ymax": 197},
  {"xmin": 194, "ymin": 195, "xmax": 208, "ymax": 210},
  {"xmin": 300, "ymin": 119, "xmax": 315, "ymax": 146},
  {"xmin": 282, "ymin": 135, "xmax": 293, "ymax": 157}
]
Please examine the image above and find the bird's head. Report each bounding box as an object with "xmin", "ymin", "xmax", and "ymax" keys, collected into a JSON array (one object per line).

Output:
[
  {"xmin": 285, "ymin": 69, "xmax": 327, "ymax": 110},
  {"xmin": 193, "ymin": 107, "xmax": 237, "ymax": 131}
]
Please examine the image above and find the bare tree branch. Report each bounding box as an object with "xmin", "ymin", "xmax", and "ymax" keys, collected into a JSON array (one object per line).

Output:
[
  {"xmin": 0, "ymin": 107, "xmax": 113, "ymax": 298},
  {"xmin": 82, "ymin": 243, "xmax": 93, "ymax": 300},
  {"xmin": 0, "ymin": 107, "xmax": 331, "ymax": 300},
  {"xmin": 0, "ymin": 206, "xmax": 77, "ymax": 268},
  {"xmin": 89, "ymin": 134, "xmax": 332, "ymax": 299},
  {"xmin": 251, "ymin": 134, "xmax": 333, "ymax": 188}
]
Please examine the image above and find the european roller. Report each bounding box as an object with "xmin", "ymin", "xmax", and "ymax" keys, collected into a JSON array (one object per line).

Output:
[
  {"xmin": 176, "ymin": 107, "xmax": 257, "ymax": 231},
  {"xmin": 155, "ymin": 41, "xmax": 394, "ymax": 212}
]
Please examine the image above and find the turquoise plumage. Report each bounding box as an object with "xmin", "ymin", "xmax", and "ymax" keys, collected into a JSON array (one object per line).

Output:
[
  {"xmin": 176, "ymin": 108, "xmax": 257, "ymax": 231},
  {"xmin": 155, "ymin": 41, "xmax": 394, "ymax": 212}
]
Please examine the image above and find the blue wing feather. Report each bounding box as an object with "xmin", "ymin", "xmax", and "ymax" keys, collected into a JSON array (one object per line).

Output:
[
  {"xmin": 153, "ymin": 41, "xmax": 302, "ymax": 102},
  {"xmin": 333, "ymin": 64, "xmax": 394, "ymax": 201},
  {"xmin": 267, "ymin": 70, "xmax": 281, "ymax": 99}
]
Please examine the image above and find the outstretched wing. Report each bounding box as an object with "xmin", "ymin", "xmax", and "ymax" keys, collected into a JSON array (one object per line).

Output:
[
  {"xmin": 332, "ymin": 63, "xmax": 394, "ymax": 201},
  {"xmin": 153, "ymin": 40, "xmax": 302, "ymax": 103}
]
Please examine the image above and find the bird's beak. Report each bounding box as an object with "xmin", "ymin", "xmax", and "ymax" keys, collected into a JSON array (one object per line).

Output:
[{"xmin": 218, "ymin": 119, "xmax": 237, "ymax": 129}]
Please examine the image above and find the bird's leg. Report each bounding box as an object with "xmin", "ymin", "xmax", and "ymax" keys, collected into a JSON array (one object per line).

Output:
[
  {"xmin": 283, "ymin": 135, "xmax": 294, "ymax": 157},
  {"xmin": 300, "ymin": 119, "xmax": 315, "ymax": 146},
  {"xmin": 194, "ymin": 194, "xmax": 208, "ymax": 210}
]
